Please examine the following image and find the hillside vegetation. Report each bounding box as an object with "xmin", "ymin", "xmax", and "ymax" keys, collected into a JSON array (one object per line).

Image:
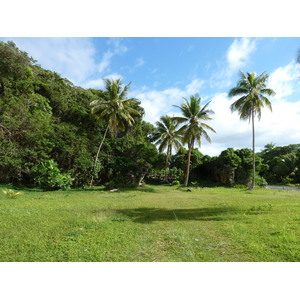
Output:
[{"xmin": 1, "ymin": 41, "xmax": 300, "ymax": 189}]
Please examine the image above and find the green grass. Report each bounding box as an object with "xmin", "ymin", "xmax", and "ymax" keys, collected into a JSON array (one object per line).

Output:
[{"xmin": 1, "ymin": 184, "xmax": 300, "ymax": 261}]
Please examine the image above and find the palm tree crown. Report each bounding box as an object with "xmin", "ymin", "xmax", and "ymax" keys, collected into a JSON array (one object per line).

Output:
[
  {"xmin": 153, "ymin": 115, "xmax": 182, "ymax": 154},
  {"xmin": 174, "ymin": 94, "xmax": 216, "ymax": 148},
  {"xmin": 90, "ymin": 78, "xmax": 141, "ymax": 136},
  {"xmin": 229, "ymin": 71, "xmax": 275, "ymax": 121}
]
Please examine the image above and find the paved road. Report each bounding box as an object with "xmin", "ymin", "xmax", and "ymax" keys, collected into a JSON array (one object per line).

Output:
[{"xmin": 267, "ymin": 185, "xmax": 300, "ymax": 191}]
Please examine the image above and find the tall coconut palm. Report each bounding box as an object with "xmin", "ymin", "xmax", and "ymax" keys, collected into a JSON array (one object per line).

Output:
[
  {"xmin": 228, "ymin": 71, "xmax": 275, "ymax": 189},
  {"xmin": 89, "ymin": 78, "xmax": 141, "ymax": 186},
  {"xmin": 153, "ymin": 115, "xmax": 182, "ymax": 182},
  {"xmin": 173, "ymin": 94, "xmax": 216, "ymax": 187}
]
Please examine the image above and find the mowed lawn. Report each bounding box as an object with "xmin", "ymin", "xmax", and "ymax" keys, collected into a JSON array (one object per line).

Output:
[{"xmin": 1, "ymin": 184, "xmax": 300, "ymax": 262}]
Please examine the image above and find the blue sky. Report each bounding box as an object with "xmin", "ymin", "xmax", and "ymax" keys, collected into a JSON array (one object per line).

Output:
[{"xmin": 1, "ymin": 37, "xmax": 300, "ymax": 156}]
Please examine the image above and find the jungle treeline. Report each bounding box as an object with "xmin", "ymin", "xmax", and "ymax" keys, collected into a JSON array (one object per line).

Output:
[{"xmin": 1, "ymin": 41, "xmax": 299, "ymax": 189}]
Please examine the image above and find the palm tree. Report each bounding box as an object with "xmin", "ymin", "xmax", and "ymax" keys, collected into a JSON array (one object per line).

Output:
[
  {"xmin": 153, "ymin": 115, "xmax": 182, "ymax": 182},
  {"xmin": 89, "ymin": 78, "xmax": 141, "ymax": 186},
  {"xmin": 274, "ymin": 153, "xmax": 299, "ymax": 181},
  {"xmin": 173, "ymin": 94, "xmax": 216, "ymax": 187},
  {"xmin": 228, "ymin": 71, "xmax": 275, "ymax": 189}
]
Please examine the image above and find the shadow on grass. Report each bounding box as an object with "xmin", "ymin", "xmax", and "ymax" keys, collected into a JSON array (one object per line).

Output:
[
  {"xmin": 65, "ymin": 187, "xmax": 106, "ymax": 192},
  {"xmin": 114, "ymin": 206, "xmax": 243, "ymax": 223},
  {"xmin": 118, "ymin": 187, "xmax": 157, "ymax": 193},
  {"xmin": 0, "ymin": 185, "xmax": 156, "ymax": 194}
]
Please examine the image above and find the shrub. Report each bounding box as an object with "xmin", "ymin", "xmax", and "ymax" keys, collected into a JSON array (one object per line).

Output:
[
  {"xmin": 282, "ymin": 176, "xmax": 294, "ymax": 185},
  {"xmin": 255, "ymin": 175, "xmax": 268, "ymax": 187},
  {"xmin": 34, "ymin": 160, "xmax": 74, "ymax": 190},
  {"xmin": 171, "ymin": 180, "xmax": 180, "ymax": 186},
  {"xmin": 233, "ymin": 184, "xmax": 247, "ymax": 189},
  {"xmin": 2, "ymin": 189, "xmax": 24, "ymax": 198}
]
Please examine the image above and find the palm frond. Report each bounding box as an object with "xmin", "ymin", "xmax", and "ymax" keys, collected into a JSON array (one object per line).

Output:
[{"xmin": 229, "ymin": 71, "xmax": 274, "ymax": 122}]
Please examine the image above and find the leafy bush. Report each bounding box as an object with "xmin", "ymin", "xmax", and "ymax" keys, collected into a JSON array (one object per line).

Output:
[
  {"xmin": 286, "ymin": 183, "xmax": 300, "ymax": 188},
  {"xmin": 34, "ymin": 160, "xmax": 73, "ymax": 190},
  {"xmin": 171, "ymin": 180, "xmax": 180, "ymax": 186},
  {"xmin": 171, "ymin": 167, "xmax": 185, "ymax": 182},
  {"xmin": 282, "ymin": 176, "xmax": 294, "ymax": 185},
  {"xmin": 255, "ymin": 175, "xmax": 268, "ymax": 187},
  {"xmin": 233, "ymin": 184, "xmax": 247, "ymax": 189}
]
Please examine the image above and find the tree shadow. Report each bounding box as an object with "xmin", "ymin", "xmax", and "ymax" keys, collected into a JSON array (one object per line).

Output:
[
  {"xmin": 119, "ymin": 187, "xmax": 157, "ymax": 193},
  {"xmin": 65, "ymin": 187, "xmax": 106, "ymax": 192},
  {"xmin": 114, "ymin": 206, "xmax": 243, "ymax": 223}
]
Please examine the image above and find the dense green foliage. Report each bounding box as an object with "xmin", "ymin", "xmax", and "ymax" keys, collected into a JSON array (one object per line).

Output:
[
  {"xmin": 34, "ymin": 160, "xmax": 74, "ymax": 190},
  {"xmin": 258, "ymin": 143, "xmax": 300, "ymax": 184},
  {"xmin": 1, "ymin": 41, "xmax": 299, "ymax": 189},
  {"xmin": 0, "ymin": 41, "xmax": 160, "ymax": 188}
]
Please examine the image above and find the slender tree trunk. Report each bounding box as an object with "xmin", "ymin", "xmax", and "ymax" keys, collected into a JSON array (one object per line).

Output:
[
  {"xmin": 251, "ymin": 106, "xmax": 255, "ymax": 189},
  {"xmin": 184, "ymin": 141, "xmax": 193, "ymax": 187},
  {"xmin": 89, "ymin": 124, "xmax": 109, "ymax": 187},
  {"xmin": 0, "ymin": 78, "xmax": 5, "ymax": 95},
  {"xmin": 164, "ymin": 144, "xmax": 170, "ymax": 183}
]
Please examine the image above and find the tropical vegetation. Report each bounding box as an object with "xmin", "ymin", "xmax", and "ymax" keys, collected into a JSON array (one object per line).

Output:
[
  {"xmin": 152, "ymin": 115, "xmax": 182, "ymax": 181},
  {"xmin": 173, "ymin": 95, "xmax": 216, "ymax": 186},
  {"xmin": 1, "ymin": 40, "xmax": 300, "ymax": 190}
]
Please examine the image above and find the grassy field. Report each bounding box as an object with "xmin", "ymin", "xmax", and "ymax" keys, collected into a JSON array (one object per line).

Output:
[{"xmin": 1, "ymin": 184, "xmax": 300, "ymax": 262}]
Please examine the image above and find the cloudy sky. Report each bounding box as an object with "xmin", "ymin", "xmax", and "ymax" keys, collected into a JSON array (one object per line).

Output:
[{"xmin": 1, "ymin": 37, "xmax": 300, "ymax": 156}]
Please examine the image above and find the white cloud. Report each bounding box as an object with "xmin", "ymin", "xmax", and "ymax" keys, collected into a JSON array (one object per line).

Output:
[
  {"xmin": 210, "ymin": 38, "xmax": 257, "ymax": 89},
  {"xmin": 103, "ymin": 73, "xmax": 123, "ymax": 81},
  {"xmin": 98, "ymin": 51, "xmax": 114, "ymax": 74},
  {"xmin": 268, "ymin": 61, "xmax": 300, "ymax": 100},
  {"xmin": 226, "ymin": 37, "xmax": 257, "ymax": 72},
  {"xmin": 186, "ymin": 79, "xmax": 205, "ymax": 95},
  {"xmin": 1, "ymin": 37, "xmax": 97, "ymax": 86},
  {"xmin": 83, "ymin": 73, "xmax": 123, "ymax": 89},
  {"xmin": 107, "ymin": 38, "xmax": 128, "ymax": 55},
  {"xmin": 83, "ymin": 78, "xmax": 105, "ymax": 89},
  {"xmin": 0, "ymin": 37, "xmax": 129, "ymax": 87},
  {"xmin": 97, "ymin": 39, "xmax": 128, "ymax": 75},
  {"xmin": 133, "ymin": 88, "xmax": 186, "ymax": 124},
  {"xmin": 131, "ymin": 79, "xmax": 205, "ymax": 124}
]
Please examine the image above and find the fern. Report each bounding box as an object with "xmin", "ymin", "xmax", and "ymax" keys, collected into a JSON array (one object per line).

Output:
[{"xmin": 2, "ymin": 189, "xmax": 24, "ymax": 198}]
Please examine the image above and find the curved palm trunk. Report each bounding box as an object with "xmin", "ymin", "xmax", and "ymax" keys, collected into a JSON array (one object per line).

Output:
[
  {"xmin": 89, "ymin": 124, "xmax": 109, "ymax": 187},
  {"xmin": 251, "ymin": 106, "xmax": 255, "ymax": 189}
]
